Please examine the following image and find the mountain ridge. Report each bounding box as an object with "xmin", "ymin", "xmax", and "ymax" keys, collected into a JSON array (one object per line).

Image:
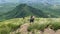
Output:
[{"xmin": 0, "ymin": 4, "xmax": 58, "ymax": 21}]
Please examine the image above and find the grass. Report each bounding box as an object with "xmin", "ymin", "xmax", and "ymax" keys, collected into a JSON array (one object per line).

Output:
[
  {"xmin": 0, "ymin": 18, "xmax": 60, "ymax": 34},
  {"xmin": 28, "ymin": 18, "xmax": 60, "ymax": 31},
  {"xmin": 51, "ymin": 22, "xmax": 60, "ymax": 31},
  {"xmin": 0, "ymin": 18, "xmax": 25, "ymax": 34}
]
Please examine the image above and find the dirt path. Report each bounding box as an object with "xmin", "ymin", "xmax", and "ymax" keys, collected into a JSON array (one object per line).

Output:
[
  {"xmin": 43, "ymin": 28, "xmax": 55, "ymax": 34},
  {"xmin": 10, "ymin": 23, "xmax": 30, "ymax": 34},
  {"xmin": 19, "ymin": 23, "xmax": 30, "ymax": 34},
  {"xmin": 55, "ymin": 29, "xmax": 60, "ymax": 34}
]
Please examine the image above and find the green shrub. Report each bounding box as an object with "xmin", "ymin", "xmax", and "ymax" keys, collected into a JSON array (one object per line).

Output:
[
  {"xmin": 51, "ymin": 22, "xmax": 60, "ymax": 31},
  {"xmin": 7, "ymin": 23, "xmax": 19, "ymax": 31},
  {"xmin": 28, "ymin": 22, "xmax": 50, "ymax": 31},
  {"xmin": 0, "ymin": 25, "xmax": 11, "ymax": 34}
]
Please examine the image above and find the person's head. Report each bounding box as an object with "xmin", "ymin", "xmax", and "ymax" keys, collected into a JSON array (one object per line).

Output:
[
  {"xmin": 30, "ymin": 16, "xmax": 35, "ymax": 18},
  {"xmin": 31, "ymin": 16, "xmax": 33, "ymax": 18}
]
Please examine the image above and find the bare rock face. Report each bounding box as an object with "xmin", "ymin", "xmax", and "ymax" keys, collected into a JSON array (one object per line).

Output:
[
  {"xmin": 55, "ymin": 29, "xmax": 60, "ymax": 34},
  {"xmin": 43, "ymin": 28, "xmax": 55, "ymax": 34}
]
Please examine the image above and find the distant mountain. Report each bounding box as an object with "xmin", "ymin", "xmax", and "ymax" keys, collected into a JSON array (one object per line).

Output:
[
  {"xmin": 0, "ymin": 4, "xmax": 58, "ymax": 20},
  {"xmin": 0, "ymin": 0, "xmax": 60, "ymax": 15},
  {"xmin": 28, "ymin": 2, "xmax": 60, "ymax": 18},
  {"xmin": 3, "ymin": 4, "xmax": 48, "ymax": 17},
  {"xmin": 0, "ymin": 3, "xmax": 19, "ymax": 15},
  {"xmin": 0, "ymin": 0, "xmax": 60, "ymax": 21}
]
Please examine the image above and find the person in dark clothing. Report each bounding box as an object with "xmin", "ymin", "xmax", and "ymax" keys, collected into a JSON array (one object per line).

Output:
[
  {"xmin": 23, "ymin": 17, "xmax": 25, "ymax": 19},
  {"xmin": 30, "ymin": 16, "xmax": 35, "ymax": 23}
]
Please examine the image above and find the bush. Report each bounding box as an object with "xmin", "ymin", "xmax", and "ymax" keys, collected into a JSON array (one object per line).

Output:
[
  {"xmin": 28, "ymin": 22, "xmax": 50, "ymax": 31},
  {"xmin": 51, "ymin": 22, "xmax": 60, "ymax": 31},
  {"xmin": 0, "ymin": 25, "xmax": 11, "ymax": 34}
]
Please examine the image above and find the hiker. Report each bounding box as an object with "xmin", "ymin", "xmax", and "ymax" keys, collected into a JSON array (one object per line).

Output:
[
  {"xmin": 22, "ymin": 16, "xmax": 26, "ymax": 23},
  {"xmin": 30, "ymin": 16, "xmax": 35, "ymax": 23},
  {"xmin": 23, "ymin": 17, "xmax": 25, "ymax": 19}
]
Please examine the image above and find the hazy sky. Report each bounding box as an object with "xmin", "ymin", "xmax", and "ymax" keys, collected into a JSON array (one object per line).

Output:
[{"xmin": 0, "ymin": 0, "xmax": 60, "ymax": 5}]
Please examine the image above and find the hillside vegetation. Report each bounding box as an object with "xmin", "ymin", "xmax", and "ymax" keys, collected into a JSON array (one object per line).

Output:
[
  {"xmin": 0, "ymin": 18, "xmax": 60, "ymax": 34},
  {"xmin": 0, "ymin": 4, "xmax": 58, "ymax": 21}
]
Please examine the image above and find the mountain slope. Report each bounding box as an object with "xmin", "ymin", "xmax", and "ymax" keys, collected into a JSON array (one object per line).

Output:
[
  {"xmin": 0, "ymin": 4, "xmax": 57, "ymax": 21},
  {"xmin": 0, "ymin": 3, "xmax": 19, "ymax": 14},
  {"xmin": 3, "ymin": 4, "xmax": 48, "ymax": 17},
  {"xmin": 28, "ymin": 2, "xmax": 60, "ymax": 17}
]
